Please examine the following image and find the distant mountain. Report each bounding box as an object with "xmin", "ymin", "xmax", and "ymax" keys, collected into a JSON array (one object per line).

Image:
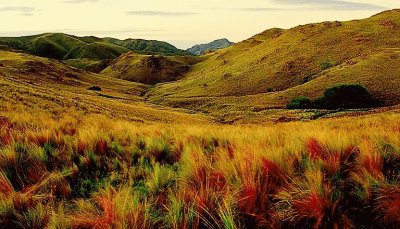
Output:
[
  {"xmin": 0, "ymin": 33, "xmax": 188, "ymax": 61},
  {"xmin": 104, "ymin": 38, "xmax": 188, "ymax": 56},
  {"xmin": 187, "ymin": 39, "xmax": 234, "ymax": 55}
]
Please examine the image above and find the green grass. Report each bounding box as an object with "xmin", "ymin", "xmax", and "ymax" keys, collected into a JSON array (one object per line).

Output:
[{"xmin": 0, "ymin": 33, "xmax": 189, "ymax": 62}]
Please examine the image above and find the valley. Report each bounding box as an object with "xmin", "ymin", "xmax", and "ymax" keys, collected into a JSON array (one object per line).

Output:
[{"xmin": 0, "ymin": 8, "xmax": 399, "ymax": 229}]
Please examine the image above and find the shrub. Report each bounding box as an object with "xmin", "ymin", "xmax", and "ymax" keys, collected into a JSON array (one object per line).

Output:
[
  {"xmin": 320, "ymin": 60, "xmax": 336, "ymax": 70},
  {"xmin": 88, "ymin": 86, "xmax": 102, "ymax": 91},
  {"xmin": 287, "ymin": 84, "xmax": 374, "ymax": 110},
  {"xmin": 286, "ymin": 96, "xmax": 312, "ymax": 109},
  {"xmin": 319, "ymin": 84, "xmax": 373, "ymax": 109}
]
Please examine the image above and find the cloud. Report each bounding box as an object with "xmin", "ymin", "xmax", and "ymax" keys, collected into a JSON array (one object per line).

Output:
[
  {"xmin": 237, "ymin": 8, "xmax": 286, "ymax": 12},
  {"xmin": 62, "ymin": 0, "xmax": 100, "ymax": 3},
  {"xmin": 208, "ymin": 6, "xmax": 285, "ymax": 12},
  {"xmin": 0, "ymin": 6, "xmax": 35, "ymax": 16},
  {"xmin": 272, "ymin": 0, "xmax": 387, "ymax": 11},
  {"xmin": 125, "ymin": 10, "xmax": 198, "ymax": 17},
  {"xmin": 0, "ymin": 28, "xmax": 165, "ymax": 38}
]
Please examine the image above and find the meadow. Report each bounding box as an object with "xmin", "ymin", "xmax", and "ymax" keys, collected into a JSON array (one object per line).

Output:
[
  {"xmin": 1, "ymin": 9, "xmax": 400, "ymax": 229},
  {"xmin": 0, "ymin": 108, "xmax": 399, "ymax": 229}
]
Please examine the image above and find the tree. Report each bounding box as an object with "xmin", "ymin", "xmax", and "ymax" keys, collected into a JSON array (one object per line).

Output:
[
  {"xmin": 320, "ymin": 84, "xmax": 372, "ymax": 109},
  {"xmin": 287, "ymin": 96, "xmax": 312, "ymax": 109}
]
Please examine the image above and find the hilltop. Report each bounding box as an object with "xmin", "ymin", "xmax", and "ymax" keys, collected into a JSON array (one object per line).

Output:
[
  {"xmin": 101, "ymin": 52, "xmax": 202, "ymax": 84},
  {"xmin": 0, "ymin": 33, "xmax": 189, "ymax": 72},
  {"xmin": 187, "ymin": 38, "xmax": 234, "ymax": 55},
  {"xmin": 147, "ymin": 10, "xmax": 400, "ymax": 114}
]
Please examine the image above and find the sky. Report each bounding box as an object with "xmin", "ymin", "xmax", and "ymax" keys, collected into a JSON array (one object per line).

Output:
[{"xmin": 0, "ymin": 0, "xmax": 398, "ymax": 49}]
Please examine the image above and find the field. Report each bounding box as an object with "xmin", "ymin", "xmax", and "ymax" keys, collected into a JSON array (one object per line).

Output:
[
  {"xmin": 1, "ymin": 9, "xmax": 400, "ymax": 229},
  {"xmin": 0, "ymin": 107, "xmax": 399, "ymax": 228}
]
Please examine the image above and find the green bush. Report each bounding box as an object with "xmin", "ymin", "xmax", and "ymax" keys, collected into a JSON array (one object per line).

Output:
[
  {"xmin": 287, "ymin": 84, "xmax": 374, "ymax": 110},
  {"xmin": 318, "ymin": 84, "xmax": 373, "ymax": 109},
  {"xmin": 287, "ymin": 96, "xmax": 312, "ymax": 109}
]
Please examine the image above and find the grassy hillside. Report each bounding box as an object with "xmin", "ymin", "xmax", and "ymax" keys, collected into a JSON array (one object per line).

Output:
[
  {"xmin": 105, "ymin": 38, "xmax": 188, "ymax": 56},
  {"xmin": 101, "ymin": 52, "xmax": 203, "ymax": 84},
  {"xmin": 0, "ymin": 51, "xmax": 211, "ymax": 124},
  {"xmin": 0, "ymin": 33, "xmax": 188, "ymax": 63},
  {"xmin": 148, "ymin": 10, "xmax": 400, "ymax": 111}
]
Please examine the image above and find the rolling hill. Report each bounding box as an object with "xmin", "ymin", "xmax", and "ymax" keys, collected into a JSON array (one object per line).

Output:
[
  {"xmin": 101, "ymin": 52, "xmax": 203, "ymax": 84},
  {"xmin": 0, "ymin": 50, "xmax": 210, "ymax": 124},
  {"xmin": 147, "ymin": 10, "xmax": 400, "ymax": 113},
  {"xmin": 0, "ymin": 33, "xmax": 188, "ymax": 65}
]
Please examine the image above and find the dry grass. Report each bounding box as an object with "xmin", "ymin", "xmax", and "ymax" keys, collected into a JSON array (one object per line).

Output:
[
  {"xmin": 0, "ymin": 108, "xmax": 398, "ymax": 228},
  {"xmin": 148, "ymin": 10, "xmax": 400, "ymax": 112}
]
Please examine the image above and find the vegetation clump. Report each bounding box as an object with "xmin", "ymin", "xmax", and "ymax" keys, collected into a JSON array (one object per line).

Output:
[
  {"xmin": 287, "ymin": 84, "xmax": 374, "ymax": 109},
  {"xmin": 316, "ymin": 84, "xmax": 373, "ymax": 109},
  {"xmin": 286, "ymin": 96, "xmax": 312, "ymax": 109},
  {"xmin": 88, "ymin": 86, "xmax": 102, "ymax": 91}
]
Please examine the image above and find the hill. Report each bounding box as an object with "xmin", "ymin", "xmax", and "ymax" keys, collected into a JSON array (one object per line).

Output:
[
  {"xmin": 101, "ymin": 52, "xmax": 203, "ymax": 84},
  {"xmin": 0, "ymin": 50, "xmax": 211, "ymax": 124},
  {"xmin": 187, "ymin": 38, "xmax": 234, "ymax": 55},
  {"xmin": 104, "ymin": 38, "xmax": 188, "ymax": 56},
  {"xmin": 147, "ymin": 10, "xmax": 400, "ymax": 113},
  {"xmin": 0, "ymin": 33, "xmax": 188, "ymax": 62}
]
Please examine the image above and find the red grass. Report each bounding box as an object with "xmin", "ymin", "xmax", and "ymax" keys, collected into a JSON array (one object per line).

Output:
[
  {"xmin": 261, "ymin": 158, "xmax": 286, "ymax": 189},
  {"xmin": 306, "ymin": 138, "xmax": 326, "ymax": 160},
  {"xmin": 76, "ymin": 140, "xmax": 89, "ymax": 154},
  {"xmin": 376, "ymin": 185, "xmax": 400, "ymax": 225},
  {"xmin": 72, "ymin": 195, "xmax": 117, "ymax": 229},
  {"xmin": 226, "ymin": 143, "xmax": 235, "ymax": 159},
  {"xmin": 237, "ymin": 159, "xmax": 286, "ymax": 227},
  {"xmin": 95, "ymin": 138, "xmax": 108, "ymax": 155},
  {"xmin": 293, "ymin": 193, "xmax": 327, "ymax": 220},
  {"xmin": 36, "ymin": 134, "xmax": 50, "ymax": 146},
  {"xmin": 209, "ymin": 171, "xmax": 226, "ymax": 191},
  {"xmin": 363, "ymin": 155, "xmax": 383, "ymax": 177},
  {"xmin": 0, "ymin": 172, "xmax": 14, "ymax": 195}
]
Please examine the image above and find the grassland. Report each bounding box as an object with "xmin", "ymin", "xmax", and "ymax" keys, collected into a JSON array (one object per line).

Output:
[
  {"xmin": 0, "ymin": 51, "xmax": 210, "ymax": 124},
  {"xmin": 0, "ymin": 33, "xmax": 188, "ymax": 65},
  {"xmin": 0, "ymin": 48, "xmax": 399, "ymax": 228},
  {"xmin": 0, "ymin": 105, "xmax": 399, "ymax": 228},
  {"xmin": 101, "ymin": 53, "xmax": 203, "ymax": 84},
  {"xmin": 0, "ymin": 9, "xmax": 399, "ymax": 229},
  {"xmin": 147, "ymin": 10, "xmax": 400, "ymax": 113}
]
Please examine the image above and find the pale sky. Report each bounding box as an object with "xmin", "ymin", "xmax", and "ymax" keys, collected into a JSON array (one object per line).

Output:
[{"xmin": 0, "ymin": 0, "xmax": 398, "ymax": 49}]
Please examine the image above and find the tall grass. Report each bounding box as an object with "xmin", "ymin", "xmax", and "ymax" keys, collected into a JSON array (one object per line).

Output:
[{"xmin": 0, "ymin": 110, "xmax": 399, "ymax": 228}]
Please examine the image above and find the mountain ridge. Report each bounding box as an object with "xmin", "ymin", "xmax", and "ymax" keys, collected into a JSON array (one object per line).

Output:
[{"xmin": 0, "ymin": 33, "xmax": 189, "ymax": 61}]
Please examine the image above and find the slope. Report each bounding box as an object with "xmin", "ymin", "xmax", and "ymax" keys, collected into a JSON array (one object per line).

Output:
[
  {"xmin": 187, "ymin": 38, "xmax": 234, "ymax": 56},
  {"xmin": 104, "ymin": 38, "xmax": 188, "ymax": 56},
  {"xmin": 0, "ymin": 50, "xmax": 211, "ymax": 124},
  {"xmin": 148, "ymin": 10, "xmax": 400, "ymax": 111},
  {"xmin": 101, "ymin": 52, "xmax": 202, "ymax": 84},
  {"xmin": 0, "ymin": 33, "xmax": 189, "ymax": 62}
]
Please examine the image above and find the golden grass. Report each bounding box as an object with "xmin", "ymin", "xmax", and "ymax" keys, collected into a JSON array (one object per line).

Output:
[
  {"xmin": 148, "ymin": 10, "xmax": 400, "ymax": 112},
  {"xmin": 0, "ymin": 107, "xmax": 399, "ymax": 228}
]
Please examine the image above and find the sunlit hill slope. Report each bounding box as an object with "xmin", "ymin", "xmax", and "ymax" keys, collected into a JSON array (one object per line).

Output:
[{"xmin": 147, "ymin": 10, "xmax": 400, "ymax": 112}]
